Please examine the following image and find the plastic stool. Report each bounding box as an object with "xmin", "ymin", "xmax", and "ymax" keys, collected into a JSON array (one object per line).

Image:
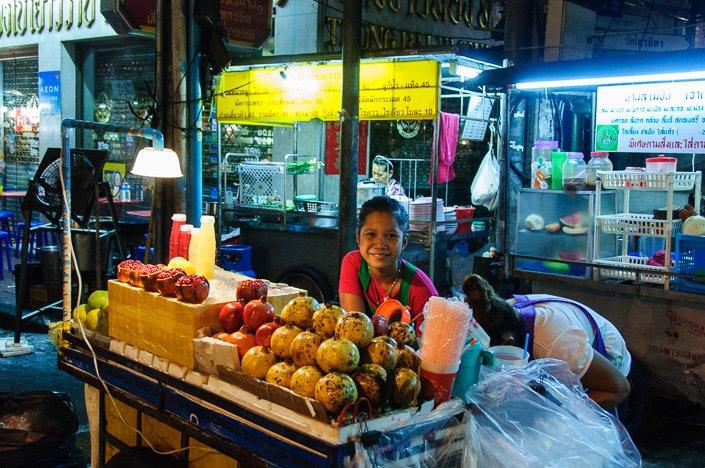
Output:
[
  {"xmin": 0, "ymin": 231, "xmax": 13, "ymax": 279},
  {"xmin": 0, "ymin": 211, "xmax": 16, "ymax": 245},
  {"xmin": 15, "ymin": 221, "xmax": 49, "ymax": 259}
]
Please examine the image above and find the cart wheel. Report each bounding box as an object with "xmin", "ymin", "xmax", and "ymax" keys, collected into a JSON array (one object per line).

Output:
[
  {"xmin": 618, "ymin": 357, "xmax": 653, "ymax": 441},
  {"xmin": 277, "ymin": 266, "xmax": 333, "ymax": 303},
  {"xmin": 105, "ymin": 447, "xmax": 176, "ymax": 468}
]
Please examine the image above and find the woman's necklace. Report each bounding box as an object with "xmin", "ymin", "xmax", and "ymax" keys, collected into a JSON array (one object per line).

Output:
[{"xmin": 383, "ymin": 273, "xmax": 401, "ymax": 301}]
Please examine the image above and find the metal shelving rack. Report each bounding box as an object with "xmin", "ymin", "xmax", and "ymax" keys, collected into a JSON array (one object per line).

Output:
[{"xmin": 593, "ymin": 170, "xmax": 702, "ymax": 291}]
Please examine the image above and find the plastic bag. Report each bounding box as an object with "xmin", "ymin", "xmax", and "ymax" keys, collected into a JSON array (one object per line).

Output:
[
  {"xmin": 464, "ymin": 359, "xmax": 641, "ymax": 467},
  {"xmin": 0, "ymin": 391, "xmax": 79, "ymax": 448},
  {"xmin": 471, "ymin": 125, "xmax": 500, "ymax": 211},
  {"xmin": 345, "ymin": 399, "xmax": 474, "ymax": 468}
]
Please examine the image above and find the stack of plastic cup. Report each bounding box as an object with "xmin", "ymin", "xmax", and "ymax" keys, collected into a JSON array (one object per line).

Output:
[{"xmin": 419, "ymin": 297, "xmax": 471, "ymax": 405}]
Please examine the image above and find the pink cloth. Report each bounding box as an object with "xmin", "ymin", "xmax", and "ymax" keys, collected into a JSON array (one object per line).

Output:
[
  {"xmin": 432, "ymin": 112, "xmax": 460, "ymax": 184},
  {"xmin": 339, "ymin": 250, "xmax": 437, "ymax": 331}
]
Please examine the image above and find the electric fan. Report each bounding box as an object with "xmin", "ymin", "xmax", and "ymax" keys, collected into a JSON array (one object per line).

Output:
[{"xmin": 22, "ymin": 148, "xmax": 109, "ymax": 227}]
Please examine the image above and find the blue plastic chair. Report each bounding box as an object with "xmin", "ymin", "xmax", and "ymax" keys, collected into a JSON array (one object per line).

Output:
[
  {"xmin": 0, "ymin": 231, "xmax": 13, "ymax": 279},
  {"xmin": 15, "ymin": 221, "xmax": 52, "ymax": 259}
]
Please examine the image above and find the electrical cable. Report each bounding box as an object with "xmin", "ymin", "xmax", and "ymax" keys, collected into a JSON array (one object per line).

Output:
[{"xmin": 57, "ymin": 152, "xmax": 218, "ymax": 457}]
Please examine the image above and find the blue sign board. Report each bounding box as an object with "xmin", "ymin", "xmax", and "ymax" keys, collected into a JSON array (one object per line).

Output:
[{"xmin": 38, "ymin": 71, "xmax": 61, "ymax": 115}]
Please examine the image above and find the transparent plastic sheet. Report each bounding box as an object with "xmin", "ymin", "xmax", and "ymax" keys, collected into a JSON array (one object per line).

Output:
[
  {"xmin": 465, "ymin": 359, "xmax": 641, "ymax": 467},
  {"xmin": 345, "ymin": 399, "xmax": 475, "ymax": 468}
]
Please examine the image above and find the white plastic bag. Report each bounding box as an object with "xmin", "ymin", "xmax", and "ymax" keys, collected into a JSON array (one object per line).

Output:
[{"xmin": 471, "ymin": 125, "xmax": 500, "ymax": 210}]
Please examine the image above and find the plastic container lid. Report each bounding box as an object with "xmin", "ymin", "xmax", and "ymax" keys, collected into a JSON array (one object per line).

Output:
[
  {"xmin": 179, "ymin": 224, "xmax": 193, "ymax": 232},
  {"xmin": 534, "ymin": 140, "xmax": 559, "ymax": 149},
  {"xmin": 567, "ymin": 152, "xmax": 585, "ymax": 159},
  {"xmin": 172, "ymin": 213, "xmax": 187, "ymax": 221},
  {"xmin": 201, "ymin": 215, "xmax": 215, "ymax": 224},
  {"xmin": 590, "ymin": 151, "xmax": 609, "ymax": 157},
  {"xmin": 645, "ymin": 156, "xmax": 677, "ymax": 163}
]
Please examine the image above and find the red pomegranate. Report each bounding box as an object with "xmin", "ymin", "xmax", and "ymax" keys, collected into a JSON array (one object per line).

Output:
[
  {"xmin": 255, "ymin": 317, "xmax": 284, "ymax": 348},
  {"xmin": 156, "ymin": 268, "xmax": 186, "ymax": 297},
  {"xmin": 226, "ymin": 331, "xmax": 256, "ymax": 360},
  {"xmin": 175, "ymin": 275, "xmax": 210, "ymax": 304},
  {"xmin": 237, "ymin": 279, "xmax": 268, "ymax": 303},
  {"xmin": 139, "ymin": 264, "xmax": 164, "ymax": 292},
  {"xmin": 243, "ymin": 297, "xmax": 275, "ymax": 330},
  {"xmin": 117, "ymin": 260, "xmax": 142, "ymax": 284},
  {"xmin": 219, "ymin": 300, "xmax": 246, "ymax": 333},
  {"xmin": 129, "ymin": 263, "xmax": 150, "ymax": 288}
]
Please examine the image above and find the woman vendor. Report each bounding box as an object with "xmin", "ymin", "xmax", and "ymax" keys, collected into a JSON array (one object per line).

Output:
[
  {"xmin": 462, "ymin": 274, "xmax": 631, "ymax": 410},
  {"xmin": 339, "ymin": 196, "xmax": 436, "ymax": 333}
]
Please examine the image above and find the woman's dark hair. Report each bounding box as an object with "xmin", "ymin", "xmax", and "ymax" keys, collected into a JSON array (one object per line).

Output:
[
  {"xmin": 462, "ymin": 274, "xmax": 522, "ymax": 346},
  {"xmin": 358, "ymin": 195, "xmax": 409, "ymax": 232}
]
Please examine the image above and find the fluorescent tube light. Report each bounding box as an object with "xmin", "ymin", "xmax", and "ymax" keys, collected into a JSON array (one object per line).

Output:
[{"xmin": 515, "ymin": 70, "xmax": 705, "ymax": 89}]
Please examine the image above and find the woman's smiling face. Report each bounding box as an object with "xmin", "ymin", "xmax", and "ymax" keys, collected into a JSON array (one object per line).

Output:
[{"xmin": 357, "ymin": 211, "xmax": 407, "ymax": 273}]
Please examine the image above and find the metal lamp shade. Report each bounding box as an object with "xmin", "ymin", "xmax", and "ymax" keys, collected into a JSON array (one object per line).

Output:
[{"xmin": 131, "ymin": 147, "xmax": 183, "ymax": 178}]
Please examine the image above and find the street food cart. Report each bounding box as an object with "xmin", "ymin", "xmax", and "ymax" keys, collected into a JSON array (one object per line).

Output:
[
  {"xmin": 473, "ymin": 48, "xmax": 705, "ymax": 410},
  {"xmin": 213, "ymin": 53, "xmax": 502, "ymax": 300}
]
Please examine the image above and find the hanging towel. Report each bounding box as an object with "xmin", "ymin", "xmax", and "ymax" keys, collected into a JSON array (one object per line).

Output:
[{"xmin": 432, "ymin": 112, "xmax": 460, "ymax": 184}]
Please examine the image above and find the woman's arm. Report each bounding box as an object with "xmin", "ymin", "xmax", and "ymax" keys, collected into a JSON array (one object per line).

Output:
[
  {"xmin": 580, "ymin": 351, "xmax": 631, "ymax": 410},
  {"xmin": 340, "ymin": 292, "xmax": 367, "ymax": 314}
]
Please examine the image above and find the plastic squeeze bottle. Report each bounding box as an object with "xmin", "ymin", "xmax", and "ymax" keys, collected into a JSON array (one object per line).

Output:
[
  {"xmin": 169, "ymin": 214, "xmax": 187, "ymax": 260},
  {"xmin": 198, "ymin": 215, "xmax": 216, "ymax": 279},
  {"xmin": 178, "ymin": 224, "xmax": 193, "ymax": 259},
  {"xmin": 189, "ymin": 228, "xmax": 202, "ymax": 271}
]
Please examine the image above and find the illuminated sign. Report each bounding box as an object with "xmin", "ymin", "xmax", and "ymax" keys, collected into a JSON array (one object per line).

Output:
[
  {"xmin": 595, "ymin": 81, "xmax": 705, "ymax": 153},
  {"xmin": 216, "ymin": 60, "xmax": 439, "ymax": 124}
]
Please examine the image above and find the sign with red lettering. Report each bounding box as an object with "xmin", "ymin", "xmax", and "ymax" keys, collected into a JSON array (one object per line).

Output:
[
  {"xmin": 101, "ymin": 0, "xmax": 157, "ymax": 35},
  {"xmin": 220, "ymin": 0, "xmax": 273, "ymax": 48},
  {"xmin": 324, "ymin": 121, "xmax": 369, "ymax": 175}
]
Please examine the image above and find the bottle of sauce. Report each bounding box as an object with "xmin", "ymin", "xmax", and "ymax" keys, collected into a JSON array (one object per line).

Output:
[
  {"xmin": 531, "ymin": 140, "xmax": 559, "ymax": 189},
  {"xmin": 562, "ymin": 152, "xmax": 587, "ymax": 191},
  {"xmin": 178, "ymin": 224, "xmax": 193, "ymax": 259},
  {"xmin": 169, "ymin": 214, "xmax": 187, "ymax": 260},
  {"xmin": 586, "ymin": 152, "xmax": 613, "ymax": 190},
  {"xmin": 189, "ymin": 227, "xmax": 201, "ymax": 270},
  {"xmin": 198, "ymin": 215, "xmax": 216, "ymax": 279}
]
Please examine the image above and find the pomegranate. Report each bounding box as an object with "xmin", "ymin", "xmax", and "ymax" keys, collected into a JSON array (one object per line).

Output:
[
  {"xmin": 352, "ymin": 367, "xmax": 385, "ymax": 407},
  {"xmin": 389, "ymin": 322, "xmax": 416, "ymax": 346},
  {"xmin": 226, "ymin": 331, "xmax": 256, "ymax": 360},
  {"xmin": 254, "ymin": 318, "xmax": 284, "ymax": 348},
  {"xmin": 395, "ymin": 343, "xmax": 420, "ymax": 370},
  {"xmin": 270, "ymin": 324, "xmax": 303, "ymax": 359},
  {"xmin": 312, "ymin": 302, "xmax": 345, "ymax": 339},
  {"xmin": 365, "ymin": 336, "xmax": 399, "ymax": 372},
  {"xmin": 314, "ymin": 373, "xmax": 358, "ymax": 415},
  {"xmin": 290, "ymin": 331, "xmax": 323, "ymax": 367},
  {"xmin": 335, "ymin": 312, "xmax": 374, "ymax": 349},
  {"xmin": 243, "ymin": 297, "xmax": 275, "ymax": 330},
  {"xmin": 281, "ymin": 292, "xmax": 319, "ymax": 329},
  {"xmin": 371, "ymin": 314, "xmax": 390, "ymax": 337},
  {"xmin": 392, "ymin": 368, "xmax": 420, "ymax": 408},
  {"xmin": 237, "ymin": 279, "xmax": 268, "ymax": 302},
  {"xmin": 117, "ymin": 260, "xmax": 142, "ymax": 284},
  {"xmin": 156, "ymin": 268, "xmax": 186, "ymax": 297},
  {"xmin": 266, "ymin": 360, "xmax": 297, "ymax": 388},
  {"xmin": 215, "ymin": 332, "xmax": 229, "ymax": 341},
  {"xmin": 290, "ymin": 366, "xmax": 323, "ymax": 398},
  {"xmin": 129, "ymin": 263, "xmax": 150, "ymax": 288},
  {"xmin": 175, "ymin": 275, "xmax": 210, "ymax": 304},
  {"xmin": 219, "ymin": 300, "xmax": 246, "ymax": 333},
  {"xmin": 241, "ymin": 345, "xmax": 277, "ymax": 379},
  {"xmin": 316, "ymin": 338, "xmax": 360, "ymax": 374},
  {"xmin": 139, "ymin": 264, "xmax": 164, "ymax": 292}
]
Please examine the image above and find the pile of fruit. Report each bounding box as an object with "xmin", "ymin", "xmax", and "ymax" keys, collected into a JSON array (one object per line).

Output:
[
  {"xmin": 72, "ymin": 290, "xmax": 109, "ymax": 334},
  {"xmin": 116, "ymin": 257, "xmax": 210, "ymax": 304},
  {"xmin": 216, "ymin": 283, "xmax": 422, "ymax": 421}
]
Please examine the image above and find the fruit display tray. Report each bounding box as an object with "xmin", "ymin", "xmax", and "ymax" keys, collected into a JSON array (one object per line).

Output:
[{"xmin": 596, "ymin": 213, "xmax": 682, "ymax": 238}]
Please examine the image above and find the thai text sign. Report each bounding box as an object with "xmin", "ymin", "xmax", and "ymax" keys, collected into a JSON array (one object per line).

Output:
[
  {"xmin": 0, "ymin": 0, "xmax": 96, "ymax": 37},
  {"xmin": 595, "ymin": 81, "xmax": 705, "ymax": 153},
  {"xmin": 216, "ymin": 60, "xmax": 439, "ymax": 123}
]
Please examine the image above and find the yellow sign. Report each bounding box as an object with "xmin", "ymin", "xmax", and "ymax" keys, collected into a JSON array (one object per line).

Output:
[{"xmin": 216, "ymin": 60, "xmax": 439, "ymax": 124}]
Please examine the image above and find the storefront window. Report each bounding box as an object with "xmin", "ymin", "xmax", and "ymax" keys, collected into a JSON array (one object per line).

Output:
[{"xmin": 1, "ymin": 57, "xmax": 40, "ymax": 200}]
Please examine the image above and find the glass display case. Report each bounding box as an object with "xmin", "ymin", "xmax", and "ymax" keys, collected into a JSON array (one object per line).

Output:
[{"xmin": 513, "ymin": 189, "xmax": 616, "ymax": 278}]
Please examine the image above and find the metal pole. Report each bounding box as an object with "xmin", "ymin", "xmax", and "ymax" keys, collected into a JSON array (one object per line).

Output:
[
  {"xmin": 338, "ymin": 0, "xmax": 362, "ymax": 266},
  {"xmin": 429, "ymin": 113, "xmax": 441, "ymax": 284},
  {"xmin": 187, "ymin": 0, "xmax": 203, "ymax": 225}
]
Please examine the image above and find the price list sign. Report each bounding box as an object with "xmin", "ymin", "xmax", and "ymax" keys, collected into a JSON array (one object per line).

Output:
[
  {"xmin": 595, "ymin": 80, "xmax": 705, "ymax": 153},
  {"xmin": 216, "ymin": 60, "xmax": 439, "ymax": 124}
]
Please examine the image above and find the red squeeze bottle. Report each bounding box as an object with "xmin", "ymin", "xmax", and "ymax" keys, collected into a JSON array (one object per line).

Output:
[
  {"xmin": 169, "ymin": 214, "xmax": 187, "ymax": 260},
  {"xmin": 178, "ymin": 224, "xmax": 193, "ymax": 259}
]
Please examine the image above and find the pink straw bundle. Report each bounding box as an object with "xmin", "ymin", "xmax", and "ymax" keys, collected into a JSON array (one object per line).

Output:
[{"xmin": 419, "ymin": 297, "xmax": 471, "ymax": 366}]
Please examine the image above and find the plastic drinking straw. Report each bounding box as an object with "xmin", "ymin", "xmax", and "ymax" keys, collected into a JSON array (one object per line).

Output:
[{"xmin": 523, "ymin": 332, "xmax": 530, "ymax": 355}]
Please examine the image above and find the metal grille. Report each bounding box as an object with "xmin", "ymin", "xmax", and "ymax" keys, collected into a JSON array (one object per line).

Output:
[{"xmin": 237, "ymin": 162, "xmax": 286, "ymax": 210}]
